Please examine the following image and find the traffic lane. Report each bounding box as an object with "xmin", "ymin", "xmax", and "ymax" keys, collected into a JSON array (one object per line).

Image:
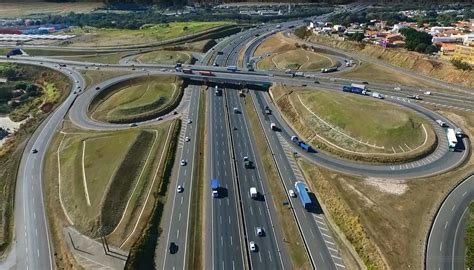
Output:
[
  {"xmin": 162, "ymin": 85, "xmax": 200, "ymax": 269},
  {"xmin": 226, "ymin": 90, "xmax": 283, "ymax": 269},
  {"xmin": 426, "ymin": 175, "xmax": 474, "ymax": 270},
  {"xmin": 253, "ymin": 91, "xmax": 338, "ymax": 269},
  {"xmin": 210, "ymin": 87, "xmax": 244, "ymax": 270},
  {"xmin": 16, "ymin": 68, "xmax": 82, "ymax": 270}
]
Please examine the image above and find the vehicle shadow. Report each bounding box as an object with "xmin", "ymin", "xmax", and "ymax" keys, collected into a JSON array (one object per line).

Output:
[{"xmin": 306, "ymin": 192, "xmax": 324, "ymax": 215}]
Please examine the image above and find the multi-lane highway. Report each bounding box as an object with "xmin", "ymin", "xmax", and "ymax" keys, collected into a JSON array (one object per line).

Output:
[
  {"xmin": 1, "ymin": 3, "xmax": 473, "ymax": 269},
  {"xmin": 426, "ymin": 175, "xmax": 474, "ymax": 270}
]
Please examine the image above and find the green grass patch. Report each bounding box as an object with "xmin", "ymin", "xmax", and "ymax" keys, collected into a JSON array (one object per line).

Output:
[
  {"xmin": 91, "ymin": 75, "xmax": 183, "ymax": 123},
  {"xmin": 58, "ymin": 125, "xmax": 170, "ymax": 238},
  {"xmin": 466, "ymin": 201, "xmax": 474, "ymax": 269},
  {"xmin": 258, "ymin": 49, "xmax": 334, "ymax": 71},
  {"xmin": 58, "ymin": 52, "xmax": 131, "ymax": 64},
  {"xmin": 298, "ymin": 89, "xmax": 428, "ymax": 148},
  {"xmin": 64, "ymin": 21, "xmax": 234, "ymax": 47},
  {"xmin": 135, "ymin": 50, "xmax": 193, "ymax": 65},
  {"xmin": 125, "ymin": 120, "xmax": 181, "ymax": 269},
  {"xmin": 81, "ymin": 70, "xmax": 130, "ymax": 88}
]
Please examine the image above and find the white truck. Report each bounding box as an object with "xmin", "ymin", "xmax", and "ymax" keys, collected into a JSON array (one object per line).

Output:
[
  {"xmin": 436, "ymin": 119, "xmax": 447, "ymax": 127},
  {"xmin": 250, "ymin": 187, "xmax": 258, "ymax": 199},
  {"xmin": 351, "ymin": 83, "xmax": 367, "ymax": 91},
  {"xmin": 371, "ymin": 92, "xmax": 383, "ymax": 99},
  {"xmin": 270, "ymin": 123, "xmax": 278, "ymax": 131}
]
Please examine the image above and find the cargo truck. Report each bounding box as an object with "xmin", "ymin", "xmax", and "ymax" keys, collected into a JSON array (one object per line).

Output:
[
  {"xmin": 211, "ymin": 179, "xmax": 219, "ymax": 197},
  {"xmin": 351, "ymin": 83, "xmax": 367, "ymax": 91},
  {"xmin": 6, "ymin": 48, "xmax": 22, "ymax": 58},
  {"xmin": 298, "ymin": 141, "xmax": 311, "ymax": 152},
  {"xmin": 294, "ymin": 181, "xmax": 312, "ymax": 209},
  {"xmin": 321, "ymin": 66, "xmax": 338, "ymax": 73},
  {"xmin": 199, "ymin": 71, "xmax": 214, "ymax": 76},
  {"xmin": 342, "ymin": 85, "xmax": 366, "ymax": 95}
]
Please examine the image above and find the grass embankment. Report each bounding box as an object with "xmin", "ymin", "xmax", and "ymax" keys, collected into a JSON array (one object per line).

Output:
[
  {"xmin": 187, "ymin": 88, "xmax": 206, "ymax": 269},
  {"xmin": 58, "ymin": 52, "xmax": 131, "ymax": 64},
  {"xmin": 125, "ymin": 120, "xmax": 181, "ymax": 269},
  {"xmin": 466, "ymin": 202, "xmax": 474, "ymax": 269},
  {"xmin": 56, "ymin": 123, "xmax": 171, "ymax": 241},
  {"xmin": 255, "ymin": 32, "xmax": 335, "ymax": 72},
  {"xmin": 244, "ymin": 94, "xmax": 311, "ymax": 268},
  {"xmin": 298, "ymin": 108, "xmax": 474, "ymax": 270},
  {"xmin": 134, "ymin": 50, "xmax": 193, "ymax": 65},
  {"xmin": 64, "ymin": 21, "xmax": 234, "ymax": 47},
  {"xmin": 0, "ymin": 65, "xmax": 70, "ymax": 259},
  {"xmin": 339, "ymin": 62, "xmax": 446, "ymax": 90},
  {"xmin": 270, "ymin": 84, "xmax": 437, "ymax": 163},
  {"xmin": 306, "ymin": 34, "xmax": 474, "ymax": 88},
  {"xmin": 81, "ymin": 70, "xmax": 131, "ymax": 88},
  {"xmin": 91, "ymin": 75, "xmax": 183, "ymax": 123}
]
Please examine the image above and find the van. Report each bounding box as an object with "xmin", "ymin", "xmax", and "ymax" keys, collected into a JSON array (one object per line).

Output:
[{"xmin": 250, "ymin": 187, "xmax": 258, "ymax": 199}]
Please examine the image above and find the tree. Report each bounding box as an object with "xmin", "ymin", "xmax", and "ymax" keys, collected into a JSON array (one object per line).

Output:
[
  {"xmin": 451, "ymin": 58, "xmax": 472, "ymax": 71},
  {"xmin": 348, "ymin": 32, "xmax": 365, "ymax": 42},
  {"xmin": 415, "ymin": 43, "xmax": 427, "ymax": 53}
]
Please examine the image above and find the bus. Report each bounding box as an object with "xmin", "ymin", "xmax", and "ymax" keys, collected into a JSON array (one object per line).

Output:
[{"xmin": 446, "ymin": 128, "xmax": 457, "ymax": 151}]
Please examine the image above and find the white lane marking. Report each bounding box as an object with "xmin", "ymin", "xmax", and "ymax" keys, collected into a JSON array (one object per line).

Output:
[
  {"xmin": 439, "ymin": 241, "xmax": 443, "ymax": 251},
  {"xmin": 176, "ymin": 229, "xmax": 180, "ymax": 238},
  {"xmin": 81, "ymin": 141, "xmax": 92, "ymax": 206}
]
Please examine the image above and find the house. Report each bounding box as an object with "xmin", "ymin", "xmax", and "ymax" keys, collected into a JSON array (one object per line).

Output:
[
  {"xmin": 440, "ymin": 43, "xmax": 457, "ymax": 56},
  {"xmin": 385, "ymin": 33, "xmax": 404, "ymax": 44}
]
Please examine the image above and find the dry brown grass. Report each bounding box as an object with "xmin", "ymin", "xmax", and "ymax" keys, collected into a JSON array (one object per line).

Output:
[{"xmin": 298, "ymin": 108, "xmax": 474, "ymax": 270}]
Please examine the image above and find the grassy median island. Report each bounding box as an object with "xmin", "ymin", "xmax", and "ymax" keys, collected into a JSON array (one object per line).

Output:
[
  {"xmin": 255, "ymin": 32, "xmax": 336, "ymax": 72},
  {"xmin": 64, "ymin": 21, "xmax": 234, "ymax": 47},
  {"xmin": 296, "ymin": 108, "xmax": 474, "ymax": 270},
  {"xmin": 133, "ymin": 50, "xmax": 194, "ymax": 65},
  {"xmin": 467, "ymin": 202, "xmax": 474, "ymax": 269},
  {"xmin": 91, "ymin": 75, "xmax": 183, "ymax": 123},
  {"xmin": 271, "ymin": 84, "xmax": 436, "ymax": 163}
]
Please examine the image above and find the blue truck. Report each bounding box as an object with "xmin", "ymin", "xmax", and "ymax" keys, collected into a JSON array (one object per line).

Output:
[
  {"xmin": 342, "ymin": 85, "xmax": 366, "ymax": 95},
  {"xmin": 6, "ymin": 48, "xmax": 22, "ymax": 58},
  {"xmin": 290, "ymin": 136, "xmax": 312, "ymax": 152},
  {"xmin": 227, "ymin": 65, "xmax": 238, "ymax": 72},
  {"xmin": 294, "ymin": 181, "xmax": 312, "ymax": 209},
  {"xmin": 211, "ymin": 179, "xmax": 219, "ymax": 197}
]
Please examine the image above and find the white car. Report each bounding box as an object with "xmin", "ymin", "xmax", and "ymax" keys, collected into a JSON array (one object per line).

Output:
[
  {"xmin": 424, "ymin": 91, "xmax": 431, "ymax": 95},
  {"xmin": 187, "ymin": 119, "xmax": 192, "ymax": 124},
  {"xmin": 185, "ymin": 136, "xmax": 190, "ymax": 142},
  {"xmin": 177, "ymin": 185, "xmax": 184, "ymax": 193},
  {"xmin": 249, "ymin": 241, "xmax": 257, "ymax": 252},
  {"xmin": 288, "ymin": 189, "xmax": 296, "ymax": 198},
  {"xmin": 180, "ymin": 160, "xmax": 187, "ymax": 166},
  {"xmin": 394, "ymin": 87, "xmax": 402, "ymax": 91},
  {"xmin": 255, "ymin": 227, "xmax": 264, "ymax": 237}
]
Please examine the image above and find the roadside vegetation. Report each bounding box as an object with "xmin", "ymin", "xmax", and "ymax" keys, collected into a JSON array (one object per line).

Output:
[
  {"xmin": 81, "ymin": 70, "xmax": 131, "ymax": 88},
  {"xmin": 133, "ymin": 50, "xmax": 194, "ymax": 65},
  {"xmin": 304, "ymin": 34, "xmax": 474, "ymax": 88},
  {"xmin": 187, "ymin": 88, "xmax": 206, "ymax": 269},
  {"xmin": 125, "ymin": 120, "xmax": 180, "ymax": 269},
  {"xmin": 61, "ymin": 21, "xmax": 234, "ymax": 47},
  {"xmin": 270, "ymin": 84, "xmax": 436, "ymax": 163},
  {"xmin": 0, "ymin": 2, "xmax": 102, "ymax": 18},
  {"xmin": 58, "ymin": 52, "xmax": 132, "ymax": 64},
  {"xmin": 255, "ymin": 33, "xmax": 336, "ymax": 72},
  {"xmin": 0, "ymin": 64, "xmax": 71, "ymax": 259},
  {"xmin": 90, "ymin": 75, "xmax": 183, "ymax": 123},
  {"xmin": 43, "ymin": 120, "xmax": 179, "ymax": 268},
  {"xmin": 244, "ymin": 94, "xmax": 311, "ymax": 269},
  {"xmin": 467, "ymin": 202, "xmax": 474, "ymax": 269},
  {"xmin": 299, "ymin": 108, "xmax": 474, "ymax": 269}
]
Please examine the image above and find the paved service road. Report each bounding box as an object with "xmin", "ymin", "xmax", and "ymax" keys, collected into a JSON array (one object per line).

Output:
[{"xmin": 426, "ymin": 175, "xmax": 474, "ymax": 270}]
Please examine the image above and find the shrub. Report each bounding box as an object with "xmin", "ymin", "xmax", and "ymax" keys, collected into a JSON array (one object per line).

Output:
[{"xmin": 451, "ymin": 58, "xmax": 472, "ymax": 71}]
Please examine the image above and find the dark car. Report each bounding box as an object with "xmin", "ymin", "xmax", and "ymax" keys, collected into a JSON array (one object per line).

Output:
[
  {"xmin": 169, "ymin": 242, "xmax": 178, "ymax": 254},
  {"xmin": 362, "ymin": 81, "xmax": 369, "ymax": 84},
  {"xmin": 314, "ymin": 81, "xmax": 320, "ymax": 84},
  {"xmin": 32, "ymin": 149, "xmax": 38, "ymax": 154},
  {"xmin": 95, "ymin": 86, "xmax": 100, "ymax": 90}
]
